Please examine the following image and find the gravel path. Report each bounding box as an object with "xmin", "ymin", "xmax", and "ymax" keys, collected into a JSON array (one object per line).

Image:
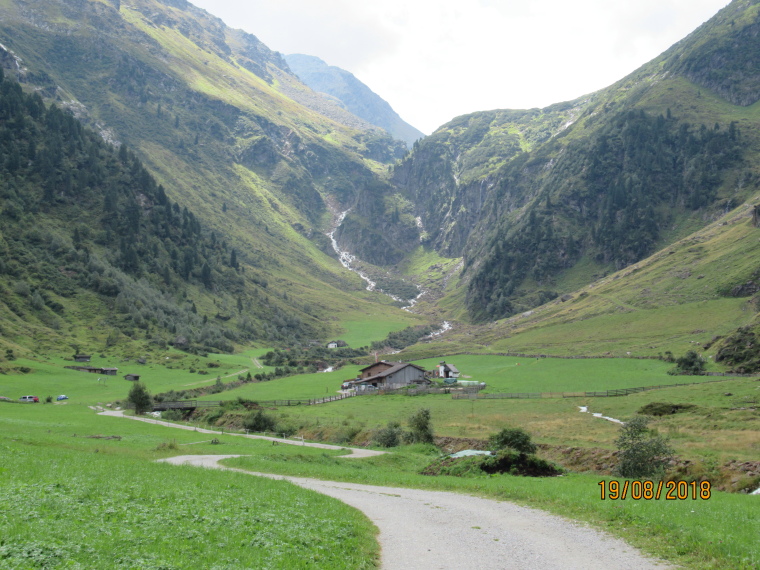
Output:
[
  {"xmin": 160, "ymin": 454, "xmax": 673, "ymax": 570},
  {"xmin": 98, "ymin": 409, "xmax": 384, "ymax": 458}
]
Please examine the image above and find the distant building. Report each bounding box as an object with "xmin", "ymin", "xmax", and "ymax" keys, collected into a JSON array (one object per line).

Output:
[
  {"xmin": 327, "ymin": 341, "xmax": 339, "ymax": 349},
  {"xmin": 64, "ymin": 366, "xmax": 119, "ymax": 375},
  {"xmin": 352, "ymin": 361, "xmax": 428, "ymax": 391},
  {"xmin": 124, "ymin": 374, "xmax": 141, "ymax": 381},
  {"xmin": 74, "ymin": 355, "xmax": 91, "ymax": 362},
  {"xmin": 437, "ymin": 361, "xmax": 460, "ymax": 379}
]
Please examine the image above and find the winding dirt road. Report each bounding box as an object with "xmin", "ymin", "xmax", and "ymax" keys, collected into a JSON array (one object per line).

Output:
[
  {"xmin": 160, "ymin": 455, "xmax": 671, "ymax": 570},
  {"xmin": 103, "ymin": 411, "xmax": 671, "ymax": 568}
]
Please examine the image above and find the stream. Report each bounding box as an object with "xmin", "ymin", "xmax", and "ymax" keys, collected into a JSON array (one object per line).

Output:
[
  {"xmin": 578, "ymin": 406, "xmax": 623, "ymax": 424},
  {"xmin": 328, "ymin": 209, "xmax": 424, "ymax": 310}
]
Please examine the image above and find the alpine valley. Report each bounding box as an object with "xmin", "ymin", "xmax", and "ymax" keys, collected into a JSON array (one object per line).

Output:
[{"xmin": 1, "ymin": 0, "xmax": 760, "ymax": 372}]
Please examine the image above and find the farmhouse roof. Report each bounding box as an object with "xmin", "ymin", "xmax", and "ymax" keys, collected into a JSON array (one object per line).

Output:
[
  {"xmin": 444, "ymin": 363, "xmax": 459, "ymax": 374},
  {"xmin": 358, "ymin": 360, "xmax": 395, "ymax": 372},
  {"xmin": 356, "ymin": 362, "xmax": 426, "ymax": 383}
]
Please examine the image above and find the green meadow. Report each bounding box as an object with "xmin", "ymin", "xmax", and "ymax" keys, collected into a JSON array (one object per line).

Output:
[
  {"xmin": 2, "ymin": 349, "xmax": 758, "ymax": 569},
  {"xmin": 0, "ymin": 403, "xmax": 377, "ymax": 569},
  {"xmin": 411, "ymin": 354, "xmax": 684, "ymax": 392}
]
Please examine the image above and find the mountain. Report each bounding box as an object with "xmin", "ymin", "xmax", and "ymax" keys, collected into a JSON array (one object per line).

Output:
[
  {"xmin": 0, "ymin": 70, "xmax": 259, "ymax": 355},
  {"xmin": 3, "ymin": 0, "xmax": 760, "ymax": 365},
  {"xmin": 393, "ymin": 0, "xmax": 760, "ymax": 324},
  {"xmin": 285, "ymin": 54, "xmax": 425, "ymax": 148},
  {"xmin": 0, "ymin": 0, "xmax": 420, "ymax": 356}
]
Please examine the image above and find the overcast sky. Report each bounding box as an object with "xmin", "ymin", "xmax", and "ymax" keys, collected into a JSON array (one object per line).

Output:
[{"xmin": 190, "ymin": 0, "xmax": 730, "ymax": 134}]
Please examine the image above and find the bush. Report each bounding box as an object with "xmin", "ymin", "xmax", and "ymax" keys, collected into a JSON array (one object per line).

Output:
[
  {"xmin": 373, "ymin": 422, "xmax": 404, "ymax": 448},
  {"xmin": 336, "ymin": 425, "xmax": 363, "ymax": 444},
  {"xmin": 407, "ymin": 408, "xmax": 434, "ymax": 444},
  {"xmin": 127, "ymin": 382, "xmax": 152, "ymax": 415},
  {"xmin": 243, "ymin": 409, "xmax": 277, "ymax": 433},
  {"xmin": 615, "ymin": 416, "xmax": 674, "ymax": 479},
  {"xmin": 421, "ymin": 450, "xmax": 563, "ymax": 477},
  {"xmin": 638, "ymin": 402, "xmax": 696, "ymax": 416},
  {"xmin": 161, "ymin": 409, "xmax": 186, "ymax": 421},
  {"xmin": 481, "ymin": 449, "xmax": 563, "ymax": 477},
  {"xmin": 668, "ymin": 350, "xmax": 706, "ymax": 375},
  {"xmin": 488, "ymin": 427, "xmax": 537, "ymax": 454}
]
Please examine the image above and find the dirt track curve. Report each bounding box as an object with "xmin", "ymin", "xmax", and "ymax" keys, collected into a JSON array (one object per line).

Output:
[{"xmin": 160, "ymin": 455, "xmax": 672, "ymax": 570}]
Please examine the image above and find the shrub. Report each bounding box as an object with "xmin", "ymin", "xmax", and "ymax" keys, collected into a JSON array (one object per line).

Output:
[
  {"xmin": 161, "ymin": 409, "xmax": 186, "ymax": 421},
  {"xmin": 373, "ymin": 422, "xmax": 404, "ymax": 448},
  {"xmin": 127, "ymin": 382, "xmax": 152, "ymax": 415},
  {"xmin": 243, "ymin": 409, "xmax": 277, "ymax": 433},
  {"xmin": 638, "ymin": 402, "xmax": 696, "ymax": 416},
  {"xmin": 615, "ymin": 416, "xmax": 674, "ymax": 479},
  {"xmin": 336, "ymin": 425, "xmax": 363, "ymax": 444},
  {"xmin": 481, "ymin": 449, "xmax": 563, "ymax": 477},
  {"xmin": 488, "ymin": 427, "xmax": 537, "ymax": 454},
  {"xmin": 407, "ymin": 408, "xmax": 434, "ymax": 444},
  {"xmin": 421, "ymin": 450, "xmax": 563, "ymax": 477},
  {"xmin": 668, "ymin": 350, "xmax": 706, "ymax": 375}
]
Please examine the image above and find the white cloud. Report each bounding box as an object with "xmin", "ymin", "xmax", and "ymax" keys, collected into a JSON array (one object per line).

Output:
[{"xmin": 191, "ymin": 0, "xmax": 730, "ymax": 134}]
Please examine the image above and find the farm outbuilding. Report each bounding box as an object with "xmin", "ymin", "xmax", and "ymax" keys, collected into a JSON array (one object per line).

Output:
[
  {"xmin": 352, "ymin": 362, "xmax": 428, "ymax": 391},
  {"xmin": 124, "ymin": 374, "xmax": 141, "ymax": 381},
  {"xmin": 437, "ymin": 361, "xmax": 460, "ymax": 379},
  {"xmin": 64, "ymin": 366, "xmax": 119, "ymax": 375}
]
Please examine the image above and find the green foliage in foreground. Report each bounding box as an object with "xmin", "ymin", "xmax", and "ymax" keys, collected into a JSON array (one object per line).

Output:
[{"xmin": 0, "ymin": 443, "xmax": 377, "ymax": 569}]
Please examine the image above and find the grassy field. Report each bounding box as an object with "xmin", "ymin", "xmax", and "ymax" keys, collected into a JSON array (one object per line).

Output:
[
  {"xmin": 0, "ymin": 349, "xmax": 276, "ymax": 404},
  {"xmin": 0, "ymin": 403, "xmax": 377, "ymax": 569},
  {"xmin": 2, "ymin": 397, "xmax": 757, "ymax": 569},
  {"xmin": 336, "ymin": 316, "xmax": 421, "ymax": 348},
  {"xmin": 2, "ymin": 348, "xmax": 758, "ymax": 569},
  {"xmin": 411, "ymin": 354, "xmax": 681, "ymax": 392},
  {"xmin": 192, "ymin": 352, "xmax": 702, "ymax": 404}
]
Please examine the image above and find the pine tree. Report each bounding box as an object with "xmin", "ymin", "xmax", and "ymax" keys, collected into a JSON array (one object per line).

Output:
[{"xmin": 127, "ymin": 382, "xmax": 152, "ymax": 415}]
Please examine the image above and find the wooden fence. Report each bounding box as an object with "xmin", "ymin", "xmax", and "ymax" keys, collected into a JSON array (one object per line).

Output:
[
  {"xmin": 451, "ymin": 379, "xmax": 731, "ymax": 400},
  {"xmin": 371, "ymin": 385, "xmax": 485, "ymax": 396},
  {"xmin": 146, "ymin": 392, "xmax": 358, "ymax": 411}
]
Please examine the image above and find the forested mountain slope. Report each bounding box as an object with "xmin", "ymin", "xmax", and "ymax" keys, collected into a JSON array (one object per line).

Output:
[
  {"xmin": 0, "ymin": 69, "xmax": 331, "ymax": 355},
  {"xmin": 393, "ymin": 0, "xmax": 760, "ymax": 323},
  {"xmin": 0, "ymin": 0, "xmax": 419, "ymax": 355}
]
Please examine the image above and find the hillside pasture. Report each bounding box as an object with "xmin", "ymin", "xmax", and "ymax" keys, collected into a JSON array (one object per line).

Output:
[
  {"xmin": 0, "ymin": 349, "xmax": 277, "ymax": 404},
  {"xmin": 0, "ymin": 404, "xmax": 377, "ymax": 569},
  {"xmin": 411, "ymin": 354, "xmax": 684, "ymax": 393}
]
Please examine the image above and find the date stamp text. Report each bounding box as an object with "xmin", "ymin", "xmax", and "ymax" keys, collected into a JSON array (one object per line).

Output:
[{"xmin": 599, "ymin": 480, "xmax": 711, "ymax": 500}]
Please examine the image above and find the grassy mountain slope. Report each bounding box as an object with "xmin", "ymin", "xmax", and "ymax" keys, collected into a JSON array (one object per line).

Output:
[
  {"xmin": 0, "ymin": 0, "xmax": 424, "ymax": 355},
  {"xmin": 393, "ymin": 0, "xmax": 760, "ymax": 327},
  {"xmin": 0, "ymin": 70, "xmax": 359, "ymax": 359},
  {"xmin": 459, "ymin": 198, "xmax": 760, "ymax": 357}
]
